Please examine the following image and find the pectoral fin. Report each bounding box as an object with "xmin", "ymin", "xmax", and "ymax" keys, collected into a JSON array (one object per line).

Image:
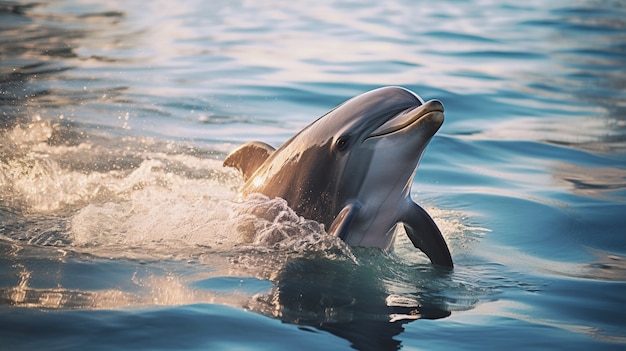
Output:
[
  {"xmin": 402, "ymin": 202, "xmax": 453, "ymax": 268},
  {"xmin": 328, "ymin": 203, "xmax": 360, "ymax": 241},
  {"xmin": 223, "ymin": 141, "xmax": 275, "ymax": 181}
]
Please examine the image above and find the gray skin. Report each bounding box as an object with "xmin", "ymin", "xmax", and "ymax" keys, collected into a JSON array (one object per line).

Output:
[{"xmin": 224, "ymin": 86, "xmax": 453, "ymax": 267}]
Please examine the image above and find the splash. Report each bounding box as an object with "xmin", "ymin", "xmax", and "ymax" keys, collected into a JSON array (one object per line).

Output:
[{"xmin": 0, "ymin": 118, "xmax": 356, "ymax": 262}]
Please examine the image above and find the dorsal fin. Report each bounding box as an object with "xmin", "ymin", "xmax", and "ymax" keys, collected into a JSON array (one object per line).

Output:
[{"xmin": 223, "ymin": 141, "xmax": 275, "ymax": 181}]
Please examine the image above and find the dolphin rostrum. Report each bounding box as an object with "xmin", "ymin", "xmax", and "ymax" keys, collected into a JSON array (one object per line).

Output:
[{"xmin": 224, "ymin": 86, "xmax": 453, "ymax": 267}]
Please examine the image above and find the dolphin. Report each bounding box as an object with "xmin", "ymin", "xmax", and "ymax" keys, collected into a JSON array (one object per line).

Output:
[{"xmin": 223, "ymin": 86, "xmax": 453, "ymax": 267}]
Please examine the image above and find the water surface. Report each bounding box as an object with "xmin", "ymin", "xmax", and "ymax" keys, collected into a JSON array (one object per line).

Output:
[{"xmin": 1, "ymin": 0, "xmax": 625, "ymax": 350}]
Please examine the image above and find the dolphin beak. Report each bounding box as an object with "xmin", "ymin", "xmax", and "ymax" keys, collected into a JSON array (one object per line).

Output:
[{"xmin": 368, "ymin": 100, "xmax": 444, "ymax": 139}]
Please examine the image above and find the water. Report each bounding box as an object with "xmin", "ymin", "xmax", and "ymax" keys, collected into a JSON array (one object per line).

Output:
[{"xmin": 1, "ymin": 0, "xmax": 625, "ymax": 350}]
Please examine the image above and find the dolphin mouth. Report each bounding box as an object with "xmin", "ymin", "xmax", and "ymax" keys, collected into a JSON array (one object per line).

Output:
[{"xmin": 367, "ymin": 99, "xmax": 444, "ymax": 139}]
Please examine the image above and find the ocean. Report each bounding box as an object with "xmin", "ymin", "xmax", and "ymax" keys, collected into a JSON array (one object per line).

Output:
[{"xmin": 1, "ymin": 0, "xmax": 625, "ymax": 350}]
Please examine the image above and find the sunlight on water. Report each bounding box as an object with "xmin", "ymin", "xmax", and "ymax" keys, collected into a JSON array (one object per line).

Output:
[{"xmin": 1, "ymin": 0, "xmax": 625, "ymax": 350}]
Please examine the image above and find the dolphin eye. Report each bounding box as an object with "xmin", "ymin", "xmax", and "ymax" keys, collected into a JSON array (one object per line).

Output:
[{"xmin": 335, "ymin": 135, "xmax": 350, "ymax": 151}]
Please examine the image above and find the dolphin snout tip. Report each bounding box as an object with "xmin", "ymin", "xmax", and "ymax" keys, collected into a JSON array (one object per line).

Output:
[
  {"xmin": 421, "ymin": 101, "xmax": 444, "ymax": 128},
  {"xmin": 423, "ymin": 100, "xmax": 445, "ymax": 125},
  {"xmin": 423, "ymin": 99, "xmax": 444, "ymax": 113}
]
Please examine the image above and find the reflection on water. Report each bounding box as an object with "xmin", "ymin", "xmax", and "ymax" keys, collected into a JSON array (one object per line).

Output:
[
  {"xmin": 2, "ymin": 242, "xmax": 488, "ymax": 351},
  {"xmin": 584, "ymin": 250, "xmax": 626, "ymax": 282},
  {"xmin": 247, "ymin": 256, "xmax": 453, "ymax": 351},
  {"xmin": 553, "ymin": 162, "xmax": 626, "ymax": 200},
  {"xmin": 1, "ymin": 239, "xmax": 493, "ymax": 351}
]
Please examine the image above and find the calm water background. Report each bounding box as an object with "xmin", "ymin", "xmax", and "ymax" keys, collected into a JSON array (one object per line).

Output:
[{"xmin": 1, "ymin": 0, "xmax": 625, "ymax": 350}]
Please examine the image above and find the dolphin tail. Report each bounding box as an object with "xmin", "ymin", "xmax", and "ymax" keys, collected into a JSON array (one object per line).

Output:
[
  {"xmin": 223, "ymin": 141, "xmax": 275, "ymax": 181},
  {"xmin": 401, "ymin": 202, "xmax": 453, "ymax": 268}
]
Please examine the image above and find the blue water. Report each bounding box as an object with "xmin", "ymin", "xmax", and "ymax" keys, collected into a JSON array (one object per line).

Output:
[{"xmin": 1, "ymin": 0, "xmax": 625, "ymax": 350}]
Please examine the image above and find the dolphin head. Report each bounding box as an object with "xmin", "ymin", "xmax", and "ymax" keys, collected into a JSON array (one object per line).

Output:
[{"xmin": 320, "ymin": 87, "xmax": 445, "ymax": 250}]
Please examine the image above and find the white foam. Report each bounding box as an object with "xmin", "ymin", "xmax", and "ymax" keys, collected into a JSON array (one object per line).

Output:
[{"xmin": 70, "ymin": 159, "xmax": 239, "ymax": 248}]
